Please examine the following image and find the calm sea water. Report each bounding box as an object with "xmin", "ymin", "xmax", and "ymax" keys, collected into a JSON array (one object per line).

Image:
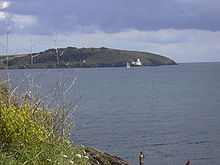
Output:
[{"xmin": 4, "ymin": 63, "xmax": 220, "ymax": 165}]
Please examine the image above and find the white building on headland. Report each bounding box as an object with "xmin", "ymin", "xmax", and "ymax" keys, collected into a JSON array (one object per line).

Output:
[{"xmin": 131, "ymin": 59, "xmax": 142, "ymax": 66}]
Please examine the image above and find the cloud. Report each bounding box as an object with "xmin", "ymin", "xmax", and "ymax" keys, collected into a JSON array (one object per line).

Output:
[
  {"xmin": 0, "ymin": 0, "xmax": 219, "ymax": 63},
  {"xmin": 1, "ymin": 0, "xmax": 219, "ymax": 35},
  {"xmin": 12, "ymin": 14, "xmax": 38, "ymax": 29},
  {"xmin": 0, "ymin": 1, "xmax": 10, "ymax": 9},
  {"xmin": 0, "ymin": 29, "xmax": 219, "ymax": 62},
  {"xmin": 0, "ymin": 12, "xmax": 38, "ymax": 33},
  {"xmin": 0, "ymin": 1, "xmax": 37, "ymax": 34},
  {"xmin": 0, "ymin": 11, "xmax": 7, "ymax": 20}
]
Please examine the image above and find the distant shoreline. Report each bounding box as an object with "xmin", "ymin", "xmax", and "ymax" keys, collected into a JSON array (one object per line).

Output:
[{"xmin": 0, "ymin": 47, "xmax": 177, "ymax": 69}]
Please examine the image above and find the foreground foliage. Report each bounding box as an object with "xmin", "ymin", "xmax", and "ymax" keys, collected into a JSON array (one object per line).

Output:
[{"xmin": 0, "ymin": 82, "xmax": 90, "ymax": 165}]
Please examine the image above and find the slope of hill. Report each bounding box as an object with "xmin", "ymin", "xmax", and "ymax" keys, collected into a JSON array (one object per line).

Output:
[{"xmin": 0, "ymin": 47, "xmax": 177, "ymax": 69}]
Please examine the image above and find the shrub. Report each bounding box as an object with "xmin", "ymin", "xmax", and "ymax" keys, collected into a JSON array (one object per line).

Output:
[
  {"xmin": 0, "ymin": 102, "xmax": 51, "ymax": 146},
  {"xmin": 0, "ymin": 81, "xmax": 90, "ymax": 165}
]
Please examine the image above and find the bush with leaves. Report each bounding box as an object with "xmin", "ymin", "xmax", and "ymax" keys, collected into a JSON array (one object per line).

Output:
[
  {"xmin": 0, "ymin": 102, "xmax": 52, "ymax": 146},
  {"xmin": 0, "ymin": 82, "xmax": 90, "ymax": 165}
]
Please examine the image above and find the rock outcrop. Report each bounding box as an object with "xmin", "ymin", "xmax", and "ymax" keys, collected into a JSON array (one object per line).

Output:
[{"xmin": 85, "ymin": 147, "xmax": 131, "ymax": 165}]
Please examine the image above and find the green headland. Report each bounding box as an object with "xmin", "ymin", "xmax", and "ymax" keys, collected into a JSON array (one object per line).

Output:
[{"xmin": 0, "ymin": 47, "xmax": 177, "ymax": 69}]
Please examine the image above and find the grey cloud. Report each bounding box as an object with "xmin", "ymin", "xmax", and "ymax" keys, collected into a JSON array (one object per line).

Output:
[{"xmin": 1, "ymin": 0, "xmax": 220, "ymax": 34}]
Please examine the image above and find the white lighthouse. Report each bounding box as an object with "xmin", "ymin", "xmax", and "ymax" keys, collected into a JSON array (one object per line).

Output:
[{"xmin": 131, "ymin": 59, "xmax": 142, "ymax": 66}]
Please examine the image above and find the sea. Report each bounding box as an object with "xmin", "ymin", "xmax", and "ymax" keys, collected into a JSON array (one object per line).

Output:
[{"xmin": 3, "ymin": 62, "xmax": 220, "ymax": 165}]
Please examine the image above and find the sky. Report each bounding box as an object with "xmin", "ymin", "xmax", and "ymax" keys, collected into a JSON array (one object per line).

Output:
[{"xmin": 0, "ymin": 0, "xmax": 220, "ymax": 62}]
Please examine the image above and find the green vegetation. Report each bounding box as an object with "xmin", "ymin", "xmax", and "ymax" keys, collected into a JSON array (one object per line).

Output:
[
  {"xmin": 0, "ymin": 46, "xmax": 137, "ymax": 165},
  {"xmin": 0, "ymin": 82, "xmax": 90, "ymax": 165},
  {"xmin": 0, "ymin": 47, "xmax": 177, "ymax": 69}
]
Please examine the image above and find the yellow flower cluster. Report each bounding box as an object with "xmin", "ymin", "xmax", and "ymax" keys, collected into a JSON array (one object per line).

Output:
[{"xmin": 0, "ymin": 101, "xmax": 50, "ymax": 146}]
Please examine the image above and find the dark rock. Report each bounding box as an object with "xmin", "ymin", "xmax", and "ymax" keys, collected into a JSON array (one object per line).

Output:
[{"xmin": 85, "ymin": 147, "xmax": 132, "ymax": 165}]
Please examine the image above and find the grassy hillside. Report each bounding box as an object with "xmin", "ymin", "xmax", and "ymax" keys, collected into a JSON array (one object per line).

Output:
[{"xmin": 0, "ymin": 47, "xmax": 177, "ymax": 69}]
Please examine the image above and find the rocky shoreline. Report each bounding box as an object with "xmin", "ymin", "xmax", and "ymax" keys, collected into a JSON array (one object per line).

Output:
[{"xmin": 85, "ymin": 147, "xmax": 131, "ymax": 165}]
